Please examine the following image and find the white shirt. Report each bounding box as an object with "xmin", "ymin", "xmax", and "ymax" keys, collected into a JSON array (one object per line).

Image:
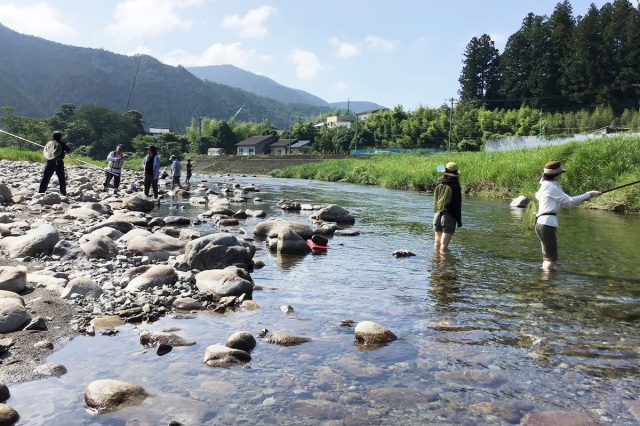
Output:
[{"xmin": 535, "ymin": 180, "xmax": 590, "ymax": 227}]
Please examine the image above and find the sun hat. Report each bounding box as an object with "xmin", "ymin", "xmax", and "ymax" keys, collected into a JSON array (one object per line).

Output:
[
  {"xmin": 543, "ymin": 161, "xmax": 566, "ymax": 175},
  {"xmin": 116, "ymin": 144, "xmax": 125, "ymax": 149},
  {"xmin": 443, "ymin": 161, "xmax": 460, "ymax": 177},
  {"xmin": 170, "ymin": 155, "xmax": 177, "ymax": 160}
]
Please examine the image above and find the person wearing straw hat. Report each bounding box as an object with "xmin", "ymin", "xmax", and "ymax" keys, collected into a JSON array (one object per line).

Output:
[
  {"xmin": 535, "ymin": 160, "xmax": 601, "ymax": 271},
  {"xmin": 142, "ymin": 145, "xmax": 161, "ymax": 198},
  {"xmin": 433, "ymin": 161, "xmax": 462, "ymax": 252},
  {"xmin": 103, "ymin": 143, "xmax": 129, "ymax": 195},
  {"xmin": 39, "ymin": 130, "xmax": 72, "ymax": 196}
]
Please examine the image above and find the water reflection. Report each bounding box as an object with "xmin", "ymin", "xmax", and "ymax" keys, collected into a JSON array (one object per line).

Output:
[{"xmin": 7, "ymin": 175, "xmax": 640, "ymax": 425}]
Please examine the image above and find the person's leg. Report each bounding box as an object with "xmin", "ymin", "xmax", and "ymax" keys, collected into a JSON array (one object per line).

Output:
[
  {"xmin": 440, "ymin": 212, "xmax": 456, "ymax": 252},
  {"xmin": 38, "ymin": 161, "xmax": 55, "ymax": 193},
  {"xmin": 144, "ymin": 175, "xmax": 151, "ymax": 196},
  {"xmin": 441, "ymin": 233, "xmax": 454, "ymax": 252},
  {"xmin": 152, "ymin": 179, "xmax": 158, "ymax": 198},
  {"xmin": 55, "ymin": 161, "xmax": 67, "ymax": 196},
  {"xmin": 104, "ymin": 171, "xmax": 112, "ymax": 190},
  {"xmin": 535, "ymin": 224, "xmax": 558, "ymax": 271},
  {"xmin": 113, "ymin": 174, "xmax": 121, "ymax": 193},
  {"xmin": 434, "ymin": 231, "xmax": 443, "ymax": 249}
]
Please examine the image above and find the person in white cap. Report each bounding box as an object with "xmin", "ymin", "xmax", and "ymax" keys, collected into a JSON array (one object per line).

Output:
[
  {"xmin": 103, "ymin": 143, "xmax": 129, "ymax": 195},
  {"xmin": 535, "ymin": 160, "xmax": 601, "ymax": 271}
]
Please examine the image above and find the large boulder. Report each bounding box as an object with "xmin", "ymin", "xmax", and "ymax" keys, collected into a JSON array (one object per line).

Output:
[
  {"xmin": 84, "ymin": 379, "xmax": 149, "ymax": 413},
  {"xmin": 0, "ymin": 224, "xmax": 59, "ymax": 258},
  {"xmin": 0, "ymin": 266, "xmax": 26, "ymax": 293},
  {"xmin": 61, "ymin": 276, "xmax": 103, "ymax": 300},
  {"xmin": 195, "ymin": 266, "xmax": 253, "ymax": 298},
  {"xmin": 310, "ymin": 204, "xmax": 356, "ymax": 224},
  {"xmin": 79, "ymin": 235, "xmax": 118, "ymax": 259},
  {"xmin": 127, "ymin": 233, "xmax": 186, "ymax": 261},
  {"xmin": 354, "ymin": 321, "xmax": 397, "ymax": 345},
  {"xmin": 203, "ymin": 344, "xmax": 251, "ymax": 367},
  {"xmin": 126, "ymin": 265, "xmax": 176, "ymax": 293},
  {"xmin": 275, "ymin": 228, "xmax": 311, "ymax": 255},
  {"xmin": 0, "ymin": 184, "xmax": 13, "ymax": 204},
  {"xmin": 184, "ymin": 233, "xmax": 255, "ymax": 271},
  {"xmin": 0, "ymin": 298, "xmax": 31, "ymax": 333},
  {"xmin": 123, "ymin": 195, "xmax": 155, "ymax": 213},
  {"xmin": 252, "ymin": 220, "xmax": 314, "ymax": 240}
]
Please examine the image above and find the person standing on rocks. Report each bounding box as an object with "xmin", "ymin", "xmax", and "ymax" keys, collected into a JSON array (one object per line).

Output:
[
  {"xmin": 39, "ymin": 130, "xmax": 72, "ymax": 196},
  {"xmin": 103, "ymin": 144, "xmax": 129, "ymax": 195},
  {"xmin": 142, "ymin": 145, "xmax": 161, "ymax": 198},
  {"xmin": 170, "ymin": 155, "xmax": 183, "ymax": 190},
  {"xmin": 185, "ymin": 159, "xmax": 193, "ymax": 186}
]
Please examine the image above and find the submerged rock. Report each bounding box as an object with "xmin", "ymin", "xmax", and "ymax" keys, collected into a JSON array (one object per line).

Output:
[{"xmin": 84, "ymin": 379, "xmax": 149, "ymax": 413}]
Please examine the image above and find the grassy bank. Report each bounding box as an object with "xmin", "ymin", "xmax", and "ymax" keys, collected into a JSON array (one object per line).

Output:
[{"xmin": 271, "ymin": 135, "xmax": 640, "ymax": 212}]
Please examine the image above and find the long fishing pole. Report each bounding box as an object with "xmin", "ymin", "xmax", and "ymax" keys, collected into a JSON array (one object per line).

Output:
[
  {"xmin": 601, "ymin": 179, "xmax": 640, "ymax": 194},
  {"xmin": 0, "ymin": 128, "xmax": 120, "ymax": 176}
]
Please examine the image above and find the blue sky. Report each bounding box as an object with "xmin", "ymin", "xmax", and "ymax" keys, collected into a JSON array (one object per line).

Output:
[{"xmin": 0, "ymin": 0, "xmax": 616, "ymax": 111}]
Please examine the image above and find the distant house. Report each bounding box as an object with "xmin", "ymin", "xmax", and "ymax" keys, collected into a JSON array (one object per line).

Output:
[
  {"xmin": 236, "ymin": 135, "xmax": 278, "ymax": 155},
  {"xmin": 149, "ymin": 128, "xmax": 171, "ymax": 137},
  {"xmin": 326, "ymin": 116, "xmax": 355, "ymax": 128},
  {"xmin": 356, "ymin": 108, "xmax": 386, "ymax": 121},
  {"xmin": 207, "ymin": 147, "xmax": 226, "ymax": 156},
  {"xmin": 290, "ymin": 140, "xmax": 313, "ymax": 154},
  {"xmin": 269, "ymin": 138, "xmax": 297, "ymax": 155}
]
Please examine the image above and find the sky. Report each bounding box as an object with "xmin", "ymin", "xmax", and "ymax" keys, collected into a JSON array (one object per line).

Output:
[{"xmin": 0, "ymin": 0, "xmax": 617, "ymax": 111}]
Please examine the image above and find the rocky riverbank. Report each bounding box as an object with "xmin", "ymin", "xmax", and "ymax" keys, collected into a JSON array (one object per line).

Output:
[{"xmin": 0, "ymin": 159, "xmax": 377, "ymax": 417}]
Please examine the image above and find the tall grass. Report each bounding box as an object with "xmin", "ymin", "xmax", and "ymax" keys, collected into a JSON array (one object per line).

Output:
[{"xmin": 272, "ymin": 136, "xmax": 640, "ymax": 211}]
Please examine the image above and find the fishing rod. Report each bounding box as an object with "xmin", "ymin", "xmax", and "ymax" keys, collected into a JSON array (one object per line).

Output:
[
  {"xmin": 0, "ymin": 128, "xmax": 121, "ymax": 176},
  {"xmin": 601, "ymin": 179, "xmax": 640, "ymax": 194}
]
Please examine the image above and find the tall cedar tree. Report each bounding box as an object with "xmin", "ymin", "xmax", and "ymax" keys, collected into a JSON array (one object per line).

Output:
[
  {"xmin": 499, "ymin": 13, "xmax": 553, "ymax": 109},
  {"xmin": 458, "ymin": 34, "xmax": 502, "ymax": 109},
  {"xmin": 547, "ymin": 1, "xmax": 576, "ymax": 111}
]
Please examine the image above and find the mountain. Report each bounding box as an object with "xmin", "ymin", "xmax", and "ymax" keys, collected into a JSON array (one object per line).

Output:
[
  {"xmin": 187, "ymin": 65, "xmax": 329, "ymax": 107},
  {"xmin": 329, "ymin": 101, "xmax": 386, "ymax": 113},
  {"xmin": 0, "ymin": 24, "xmax": 326, "ymax": 130},
  {"xmin": 187, "ymin": 65, "xmax": 386, "ymax": 113}
]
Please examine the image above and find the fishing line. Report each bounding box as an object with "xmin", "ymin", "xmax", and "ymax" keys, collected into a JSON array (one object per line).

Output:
[
  {"xmin": 116, "ymin": 31, "xmax": 148, "ymax": 146},
  {"xmin": 0, "ymin": 128, "xmax": 119, "ymax": 176}
]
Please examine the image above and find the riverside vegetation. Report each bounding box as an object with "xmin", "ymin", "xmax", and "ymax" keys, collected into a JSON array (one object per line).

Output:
[{"xmin": 271, "ymin": 135, "xmax": 640, "ymax": 212}]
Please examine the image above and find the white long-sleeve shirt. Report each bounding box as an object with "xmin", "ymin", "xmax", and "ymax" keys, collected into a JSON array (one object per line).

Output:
[{"xmin": 535, "ymin": 180, "xmax": 590, "ymax": 227}]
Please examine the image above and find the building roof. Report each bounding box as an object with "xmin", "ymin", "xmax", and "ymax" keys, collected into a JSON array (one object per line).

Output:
[
  {"xmin": 236, "ymin": 135, "xmax": 278, "ymax": 146},
  {"xmin": 290, "ymin": 140, "xmax": 312, "ymax": 148},
  {"xmin": 269, "ymin": 138, "xmax": 297, "ymax": 147}
]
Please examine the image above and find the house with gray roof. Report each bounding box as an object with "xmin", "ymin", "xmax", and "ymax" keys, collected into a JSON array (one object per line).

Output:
[
  {"xmin": 269, "ymin": 138, "xmax": 297, "ymax": 155},
  {"xmin": 236, "ymin": 135, "xmax": 278, "ymax": 155},
  {"xmin": 290, "ymin": 140, "xmax": 313, "ymax": 154}
]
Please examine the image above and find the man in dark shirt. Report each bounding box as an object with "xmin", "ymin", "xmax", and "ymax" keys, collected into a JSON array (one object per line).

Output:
[{"xmin": 39, "ymin": 131, "xmax": 72, "ymax": 196}]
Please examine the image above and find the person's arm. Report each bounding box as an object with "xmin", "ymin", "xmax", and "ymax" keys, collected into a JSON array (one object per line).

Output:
[
  {"xmin": 60, "ymin": 141, "xmax": 72, "ymax": 153},
  {"xmin": 106, "ymin": 151, "xmax": 118, "ymax": 162},
  {"xmin": 551, "ymin": 185, "xmax": 591, "ymax": 209}
]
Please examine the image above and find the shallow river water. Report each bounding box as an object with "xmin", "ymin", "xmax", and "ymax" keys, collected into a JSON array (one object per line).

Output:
[{"xmin": 8, "ymin": 176, "xmax": 640, "ymax": 425}]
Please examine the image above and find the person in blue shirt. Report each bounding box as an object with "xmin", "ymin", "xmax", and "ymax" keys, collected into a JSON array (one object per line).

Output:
[{"xmin": 170, "ymin": 155, "xmax": 183, "ymax": 190}]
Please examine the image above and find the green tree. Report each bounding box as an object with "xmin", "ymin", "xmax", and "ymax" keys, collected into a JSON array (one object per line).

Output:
[{"xmin": 458, "ymin": 34, "xmax": 501, "ymax": 107}]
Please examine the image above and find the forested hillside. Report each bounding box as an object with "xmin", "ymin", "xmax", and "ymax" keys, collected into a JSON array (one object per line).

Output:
[{"xmin": 0, "ymin": 24, "xmax": 325, "ymax": 131}]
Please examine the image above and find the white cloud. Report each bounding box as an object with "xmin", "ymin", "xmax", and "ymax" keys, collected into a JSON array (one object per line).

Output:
[
  {"xmin": 288, "ymin": 49, "xmax": 323, "ymax": 81},
  {"xmin": 331, "ymin": 82, "xmax": 348, "ymax": 92},
  {"xmin": 0, "ymin": 2, "xmax": 76, "ymax": 39},
  {"xmin": 162, "ymin": 42, "xmax": 262, "ymax": 68},
  {"xmin": 365, "ymin": 35, "xmax": 398, "ymax": 52},
  {"xmin": 105, "ymin": 0, "xmax": 202, "ymax": 41},
  {"xmin": 329, "ymin": 37, "xmax": 360, "ymax": 58},
  {"xmin": 222, "ymin": 5, "xmax": 276, "ymax": 39}
]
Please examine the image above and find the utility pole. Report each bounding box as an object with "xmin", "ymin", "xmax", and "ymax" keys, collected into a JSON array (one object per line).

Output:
[
  {"xmin": 197, "ymin": 114, "xmax": 202, "ymax": 153},
  {"xmin": 448, "ymin": 98, "xmax": 456, "ymax": 152},
  {"xmin": 347, "ymin": 98, "xmax": 350, "ymax": 115}
]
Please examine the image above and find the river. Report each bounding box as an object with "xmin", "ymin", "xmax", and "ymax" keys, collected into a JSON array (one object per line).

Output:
[{"xmin": 7, "ymin": 175, "xmax": 640, "ymax": 425}]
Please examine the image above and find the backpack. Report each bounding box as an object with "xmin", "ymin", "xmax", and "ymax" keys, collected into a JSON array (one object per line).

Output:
[
  {"xmin": 433, "ymin": 183, "xmax": 452, "ymax": 213},
  {"xmin": 43, "ymin": 140, "xmax": 62, "ymax": 160}
]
